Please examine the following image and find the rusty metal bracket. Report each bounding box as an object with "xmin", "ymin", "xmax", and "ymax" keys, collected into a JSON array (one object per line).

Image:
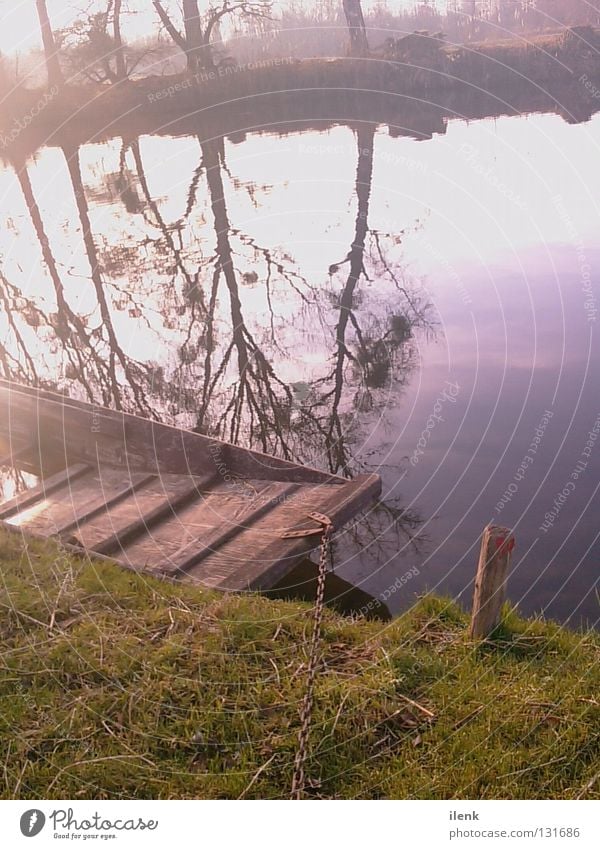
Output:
[
  {"xmin": 281, "ymin": 528, "xmax": 322, "ymax": 539},
  {"xmin": 308, "ymin": 511, "xmax": 332, "ymax": 527},
  {"xmin": 281, "ymin": 511, "xmax": 333, "ymax": 539}
]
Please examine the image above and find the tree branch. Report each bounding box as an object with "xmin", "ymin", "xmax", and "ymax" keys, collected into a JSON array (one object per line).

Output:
[
  {"xmin": 205, "ymin": 2, "xmax": 272, "ymax": 45},
  {"xmin": 152, "ymin": 0, "xmax": 187, "ymax": 50}
]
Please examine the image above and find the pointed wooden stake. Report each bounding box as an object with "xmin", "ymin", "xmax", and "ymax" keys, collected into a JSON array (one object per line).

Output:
[{"xmin": 469, "ymin": 525, "xmax": 515, "ymax": 639}]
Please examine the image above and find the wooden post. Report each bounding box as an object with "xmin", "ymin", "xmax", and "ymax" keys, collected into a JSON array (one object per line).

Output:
[{"xmin": 469, "ymin": 525, "xmax": 515, "ymax": 639}]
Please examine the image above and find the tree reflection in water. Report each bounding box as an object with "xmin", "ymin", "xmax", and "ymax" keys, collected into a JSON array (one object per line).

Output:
[{"xmin": 0, "ymin": 122, "xmax": 435, "ymax": 553}]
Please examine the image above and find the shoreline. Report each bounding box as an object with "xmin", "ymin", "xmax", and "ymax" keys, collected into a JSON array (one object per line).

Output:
[{"xmin": 2, "ymin": 28, "xmax": 600, "ymax": 156}]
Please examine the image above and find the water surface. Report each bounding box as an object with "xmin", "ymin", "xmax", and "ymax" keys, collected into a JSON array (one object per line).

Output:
[{"xmin": 1, "ymin": 106, "xmax": 598, "ymax": 625}]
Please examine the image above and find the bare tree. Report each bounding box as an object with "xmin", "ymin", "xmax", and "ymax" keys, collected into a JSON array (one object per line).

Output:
[
  {"xmin": 342, "ymin": 0, "xmax": 368, "ymax": 57},
  {"xmin": 60, "ymin": 2, "xmax": 148, "ymax": 85},
  {"xmin": 152, "ymin": 0, "xmax": 271, "ymax": 73},
  {"xmin": 34, "ymin": 0, "xmax": 64, "ymax": 87},
  {"xmin": 112, "ymin": 0, "xmax": 127, "ymax": 81}
]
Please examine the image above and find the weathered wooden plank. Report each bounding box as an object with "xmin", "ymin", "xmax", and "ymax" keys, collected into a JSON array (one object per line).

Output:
[
  {"xmin": 0, "ymin": 463, "xmax": 90, "ymax": 521},
  {"xmin": 114, "ymin": 482, "xmax": 293, "ymax": 570},
  {"xmin": 69, "ymin": 474, "xmax": 206, "ymax": 550},
  {"xmin": 114, "ymin": 488, "xmax": 254, "ymax": 568},
  {"xmin": 212, "ymin": 474, "xmax": 381, "ymax": 591},
  {"xmin": 55, "ymin": 472, "xmax": 157, "ymax": 536},
  {"xmin": 91, "ymin": 473, "xmax": 217, "ymax": 556},
  {"xmin": 176, "ymin": 477, "xmax": 377, "ymax": 589},
  {"xmin": 155, "ymin": 482, "xmax": 301, "ymax": 577},
  {"xmin": 4, "ymin": 469, "xmax": 149, "ymax": 535},
  {"xmin": 181, "ymin": 484, "xmax": 341, "ymax": 588},
  {"xmin": 0, "ymin": 380, "xmax": 337, "ymax": 484}
]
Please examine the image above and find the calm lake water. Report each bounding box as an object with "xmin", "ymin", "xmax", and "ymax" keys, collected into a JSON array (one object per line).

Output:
[{"xmin": 1, "ymin": 106, "xmax": 598, "ymax": 626}]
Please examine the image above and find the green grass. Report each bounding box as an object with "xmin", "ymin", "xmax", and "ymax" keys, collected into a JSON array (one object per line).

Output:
[{"xmin": 0, "ymin": 528, "xmax": 598, "ymax": 799}]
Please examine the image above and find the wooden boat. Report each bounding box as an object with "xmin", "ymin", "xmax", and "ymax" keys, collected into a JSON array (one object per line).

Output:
[{"xmin": 0, "ymin": 379, "xmax": 381, "ymax": 592}]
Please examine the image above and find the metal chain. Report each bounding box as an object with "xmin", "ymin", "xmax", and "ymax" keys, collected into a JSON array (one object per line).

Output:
[{"xmin": 290, "ymin": 522, "xmax": 333, "ymax": 799}]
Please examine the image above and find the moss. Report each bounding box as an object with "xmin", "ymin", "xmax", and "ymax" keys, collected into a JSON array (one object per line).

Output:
[{"xmin": 0, "ymin": 530, "xmax": 598, "ymax": 799}]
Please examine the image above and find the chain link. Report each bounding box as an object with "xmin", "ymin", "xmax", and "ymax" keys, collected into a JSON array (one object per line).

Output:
[{"xmin": 290, "ymin": 522, "xmax": 333, "ymax": 799}]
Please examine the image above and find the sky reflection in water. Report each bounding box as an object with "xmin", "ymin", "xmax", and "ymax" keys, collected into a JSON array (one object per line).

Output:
[{"xmin": 0, "ymin": 108, "xmax": 598, "ymax": 625}]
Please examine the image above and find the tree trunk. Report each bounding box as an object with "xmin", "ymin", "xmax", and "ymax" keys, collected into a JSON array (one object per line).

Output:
[
  {"xmin": 152, "ymin": 0, "xmax": 209, "ymax": 74},
  {"xmin": 34, "ymin": 0, "xmax": 64, "ymax": 88},
  {"xmin": 182, "ymin": 0, "xmax": 204, "ymax": 73},
  {"xmin": 342, "ymin": 0, "xmax": 369, "ymax": 58},
  {"xmin": 152, "ymin": 0, "xmax": 187, "ymax": 53},
  {"xmin": 113, "ymin": 0, "xmax": 127, "ymax": 80}
]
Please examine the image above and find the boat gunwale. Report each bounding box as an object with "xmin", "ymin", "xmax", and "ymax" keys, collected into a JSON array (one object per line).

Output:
[{"xmin": 0, "ymin": 379, "xmax": 344, "ymax": 485}]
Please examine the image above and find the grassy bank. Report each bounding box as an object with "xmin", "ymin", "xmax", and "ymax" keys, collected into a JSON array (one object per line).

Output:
[{"xmin": 0, "ymin": 528, "xmax": 598, "ymax": 800}]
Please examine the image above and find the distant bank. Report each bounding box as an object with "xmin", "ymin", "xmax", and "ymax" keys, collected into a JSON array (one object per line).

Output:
[{"xmin": 2, "ymin": 27, "xmax": 600, "ymax": 157}]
